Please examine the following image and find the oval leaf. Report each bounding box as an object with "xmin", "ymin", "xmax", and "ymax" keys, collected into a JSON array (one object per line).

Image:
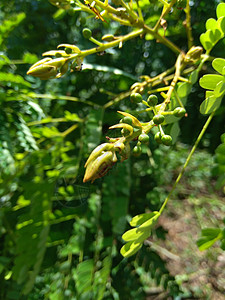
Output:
[
  {"xmin": 139, "ymin": 213, "xmax": 160, "ymax": 229},
  {"xmin": 122, "ymin": 227, "xmax": 150, "ymax": 242},
  {"xmin": 216, "ymin": 2, "xmax": 225, "ymax": 19},
  {"xmin": 206, "ymin": 18, "xmax": 217, "ymax": 30},
  {"xmin": 200, "ymin": 95, "xmax": 222, "ymax": 115},
  {"xmin": 129, "ymin": 211, "xmax": 159, "ymax": 227},
  {"xmin": 217, "ymin": 16, "xmax": 225, "ymax": 34},
  {"xmin": 177, "ymin": 82, "xmax": 192, "ymax": 98},
  {"xmin": 214, "ymin": 80, "xmax": 225, "ymax": 98},
  {"xmin": 120, "ymin": 241, "xmax": 142, "ymax": 258},
  {"xmin": 199, "ymin": 74, "xmax": 223, "ymax": 90},
  {"xmin": 212, "ymin": 58, "xmax": 225, "ymax": 75},
  {"xmin": 200, "ymin": 32, "xmax": 213, "ymax": 50}
]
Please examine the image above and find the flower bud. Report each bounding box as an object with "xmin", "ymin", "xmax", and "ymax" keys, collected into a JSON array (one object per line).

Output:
[
  {"xmin": 83, "ymin": 28, "xmax": 92, "ymax": 39},
  {"xmin": 173, "ymin": 107, "xmax": 186, "ymax": 118},
  {"xmin": 132, "ymin": 145, "xmax": 142, "ymax": 157},
  {"xmin": 153, "ymin": 114, "xmax": 165, "ymax": 125},
  {"xmin": 185, "ymin": 46, "xmax": 203, "ymax": 63},
  {"xmin": 161, "ymin": 135, "xmax": 172, "ymax": 146},
  {"xmin": 147, "ymin": 94, "xmax": 158, "ymax": 106},
  {"xmin": 27, "ymin": 57, "xmax": 67, "ymax": 79},
  {"xmin": 84, "ymin": 143, "xmax": 114, "ymax": 168},
  {"xmin": 83, "ymin": 150, "xmax": 117, "ymax": 183},
  {"xmin": 130, "ymin": 93, "xmax": 142, "ymax": 104},
  {"xmin": 138, "ymin": 133, "xmax": 149, "ymax": 144}
]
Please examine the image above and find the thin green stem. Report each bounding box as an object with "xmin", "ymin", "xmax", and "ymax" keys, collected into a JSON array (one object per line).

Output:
[
  {"xmin": 153, "ymin": 0, "xmax": 177, "ymax": 32},
  {"xmin": 185, "ymin": 0, "xmax": 194, "ymax": 49},
  {"xmin": 159, "ymin": 111, "xmax": 215, "ymax": 215}
]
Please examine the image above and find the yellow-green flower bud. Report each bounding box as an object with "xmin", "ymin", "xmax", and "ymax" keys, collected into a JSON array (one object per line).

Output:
[
  {"xmin": 185, "ymin": 46, "xmax": 203, "ymax": 63},
  {"xmin": 84, "ymin": 143, "xmax": 114, "ymax": 168},
  {"xmin": 27, "ymin": 57, "xmax": 67, "ymax": 79},
  {"xmin": 83, "ymin": 151, "xmax": 117, "ymax": 183}
]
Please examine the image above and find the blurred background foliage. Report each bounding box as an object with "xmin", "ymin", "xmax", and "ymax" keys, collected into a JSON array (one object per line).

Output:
[{"xmin": 0, "ymin": 0, "xmax": 224, "ymax": 299}]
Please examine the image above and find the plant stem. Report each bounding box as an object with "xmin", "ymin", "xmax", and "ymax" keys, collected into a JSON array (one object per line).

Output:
[
  {"xmin": 159, "ymin": 111, "xmax": 215, "ymax": 215},
  {"xmin": 185, "ymin": 0, "xmax": 194, "ymax": 49}
]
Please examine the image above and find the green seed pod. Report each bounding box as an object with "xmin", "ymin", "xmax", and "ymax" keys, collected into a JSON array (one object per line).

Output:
[
  {"xmin": 132, "ymin": 145, "xmax": 142, "ymax": 157},
  {"xmin": 173, "ymin": 107, "xmax": 186, "ymax": 118},
  {"xmin": 65, "ymin": 47, "xmax": 73, "ymax": 54},
  {"xmin": 138, "ymin": 133, "xmax": 149, "ymax": 144},
  {"xmin": 122, "ymin": 116, "xmax": 133, "ymax": 125},
  {"xmin": 130, "ymin": 93, "xmax": 142, "ymax": 104},
  {"xmin": 154, "ymin": 132, "xmax": 162, "ymax": 144},
  {"xmin": 153, "ymin": 114, "xmax": 165, "ymax": 125},
  {"xmin": 82, "ymin": 28, "xmax": 92, "ymax": 39},
  {"xmin": 147, "ymin": 94, "xmax": 158, "ymax": 106},
  {"xmin": 161, "ymin": 135, "xmax": 172, "ymax": 146}
]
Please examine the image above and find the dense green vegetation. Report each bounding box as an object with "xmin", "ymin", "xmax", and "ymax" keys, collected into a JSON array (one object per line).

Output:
[{"xmin": 0, "ymin": 0, "xmax": 225, "ymax": 299}]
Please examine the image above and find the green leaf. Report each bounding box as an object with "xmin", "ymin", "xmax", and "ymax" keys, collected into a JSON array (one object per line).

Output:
[
  {"xmin": 214, "ymin": 80, "xmax": 225, "ymax": 98},
  {"xmin": 197, "ymin": 228, "xmax": 222, "ymax": 251},
  {"xmin": 199, "ymin": 74, "xmax": 223, "ymax": 90},
  {"xmin": 189, "ymin": 70, "xmax": 198, "ymax": 84},
  {"xmin": 12, "ymin": 182, "xmax": 54, "ymax": 294},
  {"xmin": 212, "ymin": 58, "xmax": 225, "ymax": 75},
  {"xmin": 170, "ymin": 121, "xmax": 180, "ymax": 144},
  {"xmin": 177, "ymin": 82, "xmax": 192, "ymax": 98},
  {"xmin": 129, "ymin": 211, "xmax": 159, "ymax": 227},
  {"xmin": 216, "ymin": 143, "xmax": 225, "ymax": 155},
  {"xmin": 122, "ymin": 227, "xmax": 150, "ymax": 242},
  {"xmin": 200, "ymin": 32, "xmax": 213, "ymax": 50},
  {"xmin": 120, "ymin": 241, "xmax": 142, "ymax": 258},
  {"xmin": 200, "ymin": 95, "xmax": 222, "ymax": 115},
  {"xmin": 73, "ymin": 260, "xmax": 94, "ymax": 295},
  {"xmin": 139, "ymin": 212, "xmax": 160, "ymax": 228},
  {"xmin": 217, "ymin": 16, "xmax": 225, "ymax": 34},
  {"xmin": 206, "ymin": 18, "xmax": 217, "ymax": 30},
  {"xmin": 0, "ymin": 72, "xmax": 30, "ymax": 87},
  {"xmin": 216, "ymin": 2, "xmax": 225, "ymax": 19},
  {"xmin": 209, "ymin": 28, "xmax": 223, "ymax": 43},
  {"xmin": 95, "ymin": 255, "xmax": 112, "ymax": 300}
]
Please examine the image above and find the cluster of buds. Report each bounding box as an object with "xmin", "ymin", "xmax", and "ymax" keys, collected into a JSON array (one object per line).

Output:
[{"xmin": 27, "ymin": 44, "xmax": 82, "ymax": 80}]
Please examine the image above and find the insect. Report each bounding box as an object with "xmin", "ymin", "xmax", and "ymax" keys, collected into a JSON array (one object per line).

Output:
[{"xmin": 84, "ymin": 0, "xmax": 107, "ymax": 23}]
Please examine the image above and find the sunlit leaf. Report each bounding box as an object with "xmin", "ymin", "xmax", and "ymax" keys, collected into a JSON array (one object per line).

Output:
[
  {"xmin": 199, "ymin": 74, "xmax": 223, "ymax": 90},
  {"xmin": 200, "ymin": 32, "xmax": 213, "ymax": 50},
  {"xmin": 197, "ymin": 228, "xmax": 222, "ymax": 251},
  {"xmin": 214, "ymin": 80, "xmax": 225, "ymax": 98},
  {"xmin": 200, "ymin": 95, "xmax": 222, "ymax": 115},
  {"xmin": 139, "ymin": 212, "xmax": 160, "ymax": 229},
  {"xmin": 216, "ymin": 2, "xmax": 225, "ymax": 19},
  {"xmin": 122, "ymin": 227, "xmax": 150, "ymax": 242},
  {"xmin": 206, "ymin": 18, "xmax": 217, "ymax": 30},
  {"xmin": 212, "ymin": 58, "xmax": 225, "ymax": 75},
  {"xmin": 120, "ymin": 241, "xmax": 142, "ymax": 258},
  {"xmin": 129, "ymin": 211, "xmax": 159, "ymax": 227},
  {"xmin": 217, "ymin": 16, "xmax": 225, "ymax": 34}
]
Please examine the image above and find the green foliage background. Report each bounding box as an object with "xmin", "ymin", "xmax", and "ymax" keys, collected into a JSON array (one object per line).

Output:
[{"xmin": 0, "ymin": 0, "xmax": 224, "ymax": 299}]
